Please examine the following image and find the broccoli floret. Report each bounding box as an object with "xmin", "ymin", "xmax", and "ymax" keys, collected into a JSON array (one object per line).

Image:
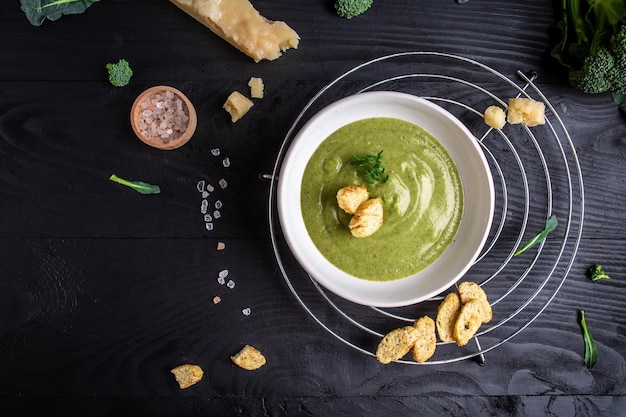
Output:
[
  {"xmin": 334, "ymin": 0, "xmax": 373, "ymax": 19},
  {"xmin": 608, "ymin": 25, "xmax": 626, "ymax": 93},
  {"xmin": 106, "ymin": 59, "xmax": 133, "ymax": 87},
  {"xmin": 568, "ymin": 46, "xmax": 614, "ymax": 93},
  {"xmin": 588, "ymin": 264, "xmax": 610, "ymax": 281}
]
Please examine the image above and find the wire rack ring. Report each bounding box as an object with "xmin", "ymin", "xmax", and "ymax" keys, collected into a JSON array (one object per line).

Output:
[{"xmin": 268, "ymin": 52, "xmax": 584, "ymax": 365}]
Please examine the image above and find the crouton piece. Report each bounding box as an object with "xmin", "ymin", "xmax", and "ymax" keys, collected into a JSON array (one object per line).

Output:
[
  {"xmin": 223, "ymin": 91, "xmax": 253, "ymax": 122},
  {"xmin": 170, "ymin": 364, "xmax": 204, "ymax": 389},
  {"xmin": 484, "ymin": 105, "xmax": 506, "ymax": 129},
  {"xmin": 436, "ymin": 292, "xmax": 461, "ymax": 343},
  {"xmin": 336, "ymin": 185, "xmax": 369, "ymax": 215},
  {"xmin": 411, "ymin": 316, "xmax": 437, "ymax": 363},
  {"xmin": 458, "ymin": 281, "xmax": 492, "ymax": 324},
  {"xmin": 376, "ymin": 325, "xmax": 420, "ymax": 364},
  {"xmin": 248, "ymin": 77, "xmax": 264, "ymax": 99},
  {"xmin": 231, "ymin": 344, "xmax": 266, "ymax": 370},
  {"xmin": 349, "ymin": 197, "xmax": 384, "ymax": 238},
  {"xmin": 507, "ymin": 97, "xmax": 546, "ymax": 126},
  {"xmin": 457, "ymin": 281, "xmax": 488, "ymax": 304},
  {"xmin": 453, "ymin": 299, "xmax": 493, "ymax": 346}
]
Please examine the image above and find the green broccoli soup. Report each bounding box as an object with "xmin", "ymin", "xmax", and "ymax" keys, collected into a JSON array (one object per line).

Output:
[{"xmin": 300, "ymin": 117, "xmax": 463, "ymax": 281}]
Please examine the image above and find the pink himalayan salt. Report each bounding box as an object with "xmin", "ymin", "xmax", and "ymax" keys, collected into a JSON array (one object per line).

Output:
[{"xmin": 137, "ymin": 90, "xmax": 189, "ymax": 143}]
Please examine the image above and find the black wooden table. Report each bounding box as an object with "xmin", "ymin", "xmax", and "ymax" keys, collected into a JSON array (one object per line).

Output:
[{"xmin": 1, "ymin": 1, "xmax": 625, "ymax": 416}]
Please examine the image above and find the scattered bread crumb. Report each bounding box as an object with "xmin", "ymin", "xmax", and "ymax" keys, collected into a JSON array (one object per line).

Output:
[
  {"xmin": 231, "ymin": 344, "xmax": 266, "ymax": 370},
  {"xmin": 170, "ymin": 364, "xmax": 204, "ymax": 389},
  {"xmin": 223, "ymin": 91, "xmax": 253, "ymax": 122},
  {"xmin": 248, "ymin": 77, "xmax": 264, "ymax": 99},
  {"xmin": 507, "ymin": 97, "xmax": 546, "ymax": 126},
  {"xmin": 349, "ymin": 197, "xmax": 384, "ymax": 238},
  {"xmin": 484, "ymin": 105, "xmax": 506, "ymax": 129},
  {"xmin": 337, "ymin": 185, "xmax": 369, "ymax": 215}
]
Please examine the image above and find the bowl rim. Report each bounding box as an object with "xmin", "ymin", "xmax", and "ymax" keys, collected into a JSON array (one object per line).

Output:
[
  {"xmin": 130, "ymin": 85, "xmax": 197, "ymax": 150},
  {"xmin": 277, "ymin": 91, "xmax": 495, "ymax": 307}
]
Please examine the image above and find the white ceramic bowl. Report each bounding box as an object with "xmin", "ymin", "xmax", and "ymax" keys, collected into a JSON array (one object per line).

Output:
[{"xmin": 277, "ymin": 91, "xmax": 494, "ymax": 307}]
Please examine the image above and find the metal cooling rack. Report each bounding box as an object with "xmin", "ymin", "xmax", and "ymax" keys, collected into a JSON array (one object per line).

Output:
[{"xmin": 267, "ymin": 52, "xmax": 585, "ymax": 364}]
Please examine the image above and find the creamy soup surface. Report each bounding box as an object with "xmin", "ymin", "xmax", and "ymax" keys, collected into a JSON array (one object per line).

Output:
[{"xmin": 300, "ymin": 117, "xmax": 463, "ymax": 281}]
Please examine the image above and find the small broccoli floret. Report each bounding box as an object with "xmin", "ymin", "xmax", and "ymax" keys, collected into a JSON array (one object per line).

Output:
[
  {"xmin": 334, "ymin": 0, "xmax": 373, "ymax": 19},
  {"xmin": 588, "ymin": 264, "xmax": 610, "ymax": 281},
  {"xmin": 106, "ymin": 59, "xmax": 133, "ymax": 87},
  {"xmin": 568, "ymin": 46, "xmax": 614, "ymax": 93}
]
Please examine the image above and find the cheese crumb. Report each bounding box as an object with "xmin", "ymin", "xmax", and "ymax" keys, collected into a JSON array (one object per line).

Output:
[
  {"xmin": 248, "ymin": 77, "xmax": 264, "ymax": 99},
  {"xmin": 483, "ymin": 105, "xmax": 506, "ymax": 129},
  {"xmin": 507, "ymin": 98, "xmax": 546, "ymax": 126},
  {"xmin": 223, "ymin": 91, "xmax": 253, "ymax": 122}
]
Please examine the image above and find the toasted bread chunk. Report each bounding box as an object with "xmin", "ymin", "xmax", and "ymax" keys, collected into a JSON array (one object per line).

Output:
[
  {"xmin": 337, "ymin": 185, "xmax": 369, "ymax": 215},
  {"xmin": 484, "ymin": 105, "xmax": 506, "ymax": 129},
  {"xmin": 457, "ymin": 281, "xmax": 488, "ymax": 304},
  {"xmin": 223, "ymin": 91, "xmax": 253, "ymax": 122},
  {"xmin": 169, "ymin": 0, "xmax": 300, "ymax": 62},
  {"xmin": 231, "ymin": 344, "xmax": 266, "ymax": 370},
  {"xmin": 376, "ymin": 326, "xmax": 419, "ymax": 364},
  {"xmin": 170, "ymin": 364, "xmax": 204, "ymax": 389},
  {"xmin": 507, "ymin": 97, "xmax": 546, "ymax": 126},
  {"xmin": 436, "ymin": 292, "xmax": 461, "ymax": 343},
  {"xmin": 411, "ymin": 316, "xmax": 437, "ymax": 363},
  {"xmin": 453, "ymin": 299, "xmax": 492, "ymax": 346},
  {"xmin": 349, "ymin": 197, "xmax": 384, "ymax": 238}
]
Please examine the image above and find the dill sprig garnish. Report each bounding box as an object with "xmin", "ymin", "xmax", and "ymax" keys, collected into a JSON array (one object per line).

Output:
[{"xmin": 351, "ymin": 150, "xmax": 389, "ymax": 187}]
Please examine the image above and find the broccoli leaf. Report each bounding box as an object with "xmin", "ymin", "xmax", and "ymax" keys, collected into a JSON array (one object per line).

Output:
[
  {"xmin": 613, "ymin": 93, "xmax": 626, "ymax": 112},
  {"xmin": 514, "ymin": 215, "xmax": 558, "ymax": 256},
  {"xmin": 109, "ymin": 174, "xmax": 161, "ymax": 195},
  {"xmin": 21, "ymin": 0, "xmax": 101, "ymax": 26},
  {"xmin": 580, "ymin": 310, "xmax": 598, "ymax": 370}
]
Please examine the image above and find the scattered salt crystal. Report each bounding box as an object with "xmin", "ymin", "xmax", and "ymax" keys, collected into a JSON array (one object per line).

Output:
[
  {"xmin": 202, "ymin": 191, "xmax": 210, "ymax": 199},
  {"xmin": 206, "ymin": 184, "xmax": 215, "ymax": 192},
  {"xmin": 226, "ymin": 280, "xmax": 236, "ymax": 289},
  {"xmin": 213, "ymin": 296, "xmax": 221, "ymax": 304},
  {"xmin": 217, "ymin": 242, "xmax": 225, "ymax": 251},
  {"xmin": 204, "ymin": 214, "xmax": 213, "ymax": 222},
  {"xmin": 242, "ymin": 308, "xmax": 251, "ymax": 316},
  {"xmin": 201, "ymin": 199, "xmax": 208, "ymax": 214},
  {"xmin": 219, "ymin": 179, "xmax": 228, "ymax": 189},
  {"xmin": 205, "ymin": 222, "xmax": 214, "ymax": 231},
  {"xmin": 215, "ymin": 200, "xmax": 223, "ymax": 210},
  {"xmin": 213, "ymin": 210, "xmax": 221, "ymax": 219},
  {"xmin": 219, "ymin": 269, "xmax": 229, "ymax": 279},
  {"xmin": 211, "ymin": 148, "xmax": 221, "ymax": 156},
  {"xmin": 222, "ymin": 157, "xmax": 230, "ymax": 168},
  {"xmin": 217, "ymin": 276, "xmax": 226, "ymax": 285}
]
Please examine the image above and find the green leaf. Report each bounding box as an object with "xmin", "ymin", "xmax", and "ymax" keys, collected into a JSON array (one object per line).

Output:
[
  {"xmin": 351, "ymin": 150, "xmax": 390, "ymax": 187},
  {"xmin": 20, "ymin": 0, "xmax": 100, "ymax": 26},
  {"xmin": 580, "ymin": 310, "xmax": 598, "ymax": 369},
  {"xmin": 109, "ymin": 174, "xmax": 161, "ymax": 195},
  {"xmin": 613, "ymin": 93, "xmax": 626, "ymax": 113},
  {"xmin": 514, "ymin": 215, "xmax": 558, "ymax": 256}
]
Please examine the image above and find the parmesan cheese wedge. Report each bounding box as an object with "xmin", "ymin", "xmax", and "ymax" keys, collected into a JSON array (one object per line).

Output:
[{"xmin": 169, "ymin": 0, "xmax": 300, "ymax": 62}]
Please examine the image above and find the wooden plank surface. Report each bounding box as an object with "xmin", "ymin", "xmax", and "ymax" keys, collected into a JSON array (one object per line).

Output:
[{"xmin": 1, "ymin": 0, "xmax": 625, "ymax": 416}]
